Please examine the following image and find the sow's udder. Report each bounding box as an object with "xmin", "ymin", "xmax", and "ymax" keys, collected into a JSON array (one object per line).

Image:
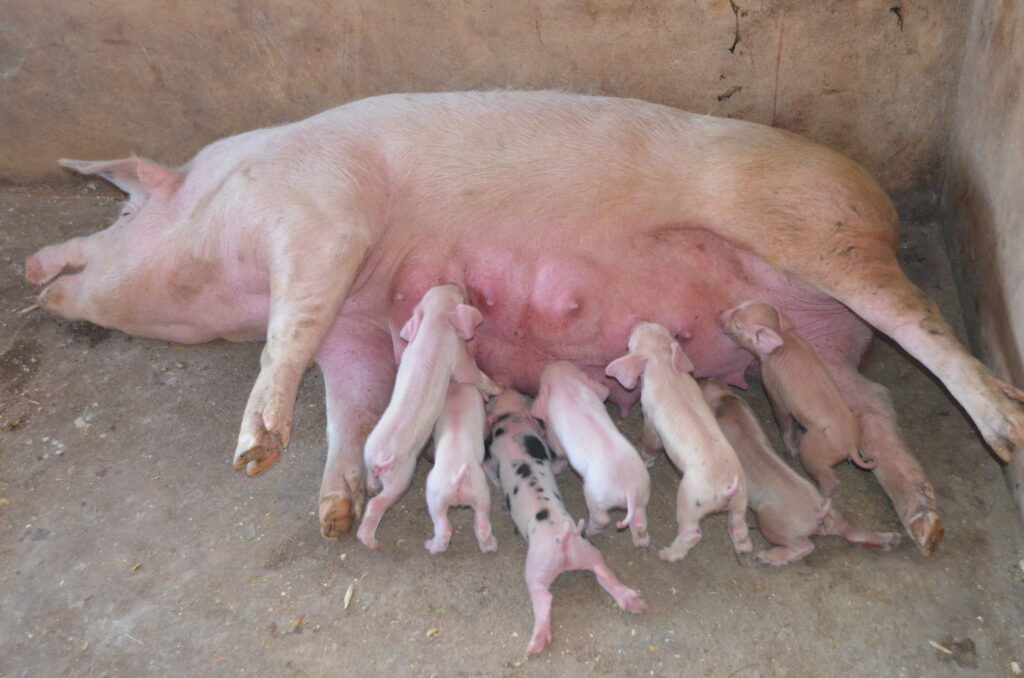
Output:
[{"xmin": 384, "ymin": 227, "xmax": 823, "ymax": 406}]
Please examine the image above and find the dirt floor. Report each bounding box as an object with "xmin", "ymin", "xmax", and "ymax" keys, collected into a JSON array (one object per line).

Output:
[{"xmin": 1, "ymin": 190, "xmax": 1022, "ymax": 678}]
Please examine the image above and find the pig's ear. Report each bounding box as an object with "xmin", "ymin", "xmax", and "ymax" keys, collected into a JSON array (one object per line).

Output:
[
  {"xmin": 774, "ymin": 306, "xmax": 795, "ymax": 332},
  {"xmin": 399, "ymin": 308, "xmax": 423, "ymax": 343},
  {"xmin": 59, "ymin": 157, "xmax": 182, "ymax": 200},
  {"xmin": 670, "ymin": 342, "xmax": 695, "ymax": 375},
  {"xmin": 605, "ymin": 353, "xmax": 645, "ymax": 390},
  {"xmin": 447, "ymin": 303, "xmax": 483, "ymax": 340},
  {"xmin": 530, "ymin": 385, "xmax": 550, "ymax": 422},
  {"xmin": 753, "ymin": 327, "xmax": 784, "ymax": 354},
  {"xmin": 581, "ymin": 373, "xmax": 611, "ymax": 402}
]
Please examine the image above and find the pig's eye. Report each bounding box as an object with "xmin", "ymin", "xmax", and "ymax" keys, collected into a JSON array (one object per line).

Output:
[{"xmin": 120, "ymin": 205, "xmax": 136, "ymax": 218}]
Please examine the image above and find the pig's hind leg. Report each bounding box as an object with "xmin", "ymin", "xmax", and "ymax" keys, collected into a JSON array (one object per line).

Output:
[
  {"xmin": 829, "ymin": 511, "xmax": 901, "ymax": 551},
  {"xmin": 814, "ymin": 247, "xmax": 1024, "ymax": 467},
  {"xmin": 800, "ymin": 307, "xmax": 942, "ymax": 554},
  {"xmin": 658, "ymin": 491, "xmax": 704, "ymax": 562},
  {"xmin": 232, "ymin": 207, "xmax": 372, "ymax": 475},
  {"xmin": 316, "ymin": 318, "xmax": 396, "ymax": 537},
  {"xmin": 755, "ymin": 538, "xmax": 815, "ymax": 566}
]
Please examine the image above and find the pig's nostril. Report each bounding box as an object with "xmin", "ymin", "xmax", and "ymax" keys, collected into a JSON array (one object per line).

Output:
[{"xmin": 37, "ymin": 263, "xmax": 85, "ymax": 289}]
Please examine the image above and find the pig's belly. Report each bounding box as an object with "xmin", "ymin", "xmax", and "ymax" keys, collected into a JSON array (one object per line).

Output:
[{"xmin": 382, "ymin": 225, "xmax": 851, "ymax": 412}]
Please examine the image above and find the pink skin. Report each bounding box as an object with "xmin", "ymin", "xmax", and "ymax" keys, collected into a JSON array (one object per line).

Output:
[
  {"xmin": 720, "ymin": 301, "xmax": 872, "ymax": 497},
  {"xmin": 531, "ymin": 362, "xmax": 651, "ymax": 546},
  {"xmin": 357, "ymin": 285, "xmax": 499, "ymax": 550},
  {"xmin": 700, "ymin": 379, "xmax": 901, "ymax": 565},
  {"xmin": 606, "ymin": 322, "xmax": 751, "ymax": 562},
  {"xmin": 485, "ymin": 389, "xmax": 645, "ymax": 655},
  {"xmin": 25, "ymin": 91, "xmax": 1023, "ymax": 552},
  {"xmin": 424, "ymin": 382, "xmax": 497, "ymax": 554}
]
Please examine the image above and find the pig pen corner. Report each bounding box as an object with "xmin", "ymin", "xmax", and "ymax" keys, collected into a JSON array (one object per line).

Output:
[{"xmin": 4, "ymin": 0, "xmax": 1024, "ymax": 676}]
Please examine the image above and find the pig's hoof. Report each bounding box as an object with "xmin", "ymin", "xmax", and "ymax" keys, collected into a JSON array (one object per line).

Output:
[
  {"xmin": 618, "ymin": 590, "xmax": 647, "ymax": 614},
  {"xmin": 754, "ymin": 552, "xmax": 786, "ymax": 567},
  {"xmin": 319, "ymin": 494, "xmax": 354, "ymax": 538},
  {"xmin": 478, "ymin": 534, "xmax": 498, "ymax": 552},
  {"xmin": 732, "ymin": 536, "xmax": 753, "ymax": 554},
  {"xmin": 425, "ymin": 536, "xmax": 450, "ymax": 554},
  {"xmin": 356, "ymin": 526, "xmax": 380, "ymax": 551},
  {"xmin": 657, "ymin": 546, "xmax": 688, "ymax": 563},
  {"xmin": 526, "ymin": 629, "xmax": 551, "ymax": 655},
  {"xmin": 233, "ymin": 426, "xmax": 284, "ymax": 475},
  {"xmin": 908, "ymin": 509, "xmax": 943, "ymax": 556}
]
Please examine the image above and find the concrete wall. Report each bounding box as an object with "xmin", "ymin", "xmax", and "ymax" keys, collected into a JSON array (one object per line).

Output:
[
  {"xmin": 0, "ymin": 1, "xmax": 965, "ymax": 193},
  {"xmin": 944, "ymin": 0, "xmax": 1024, "ymax": 385}
]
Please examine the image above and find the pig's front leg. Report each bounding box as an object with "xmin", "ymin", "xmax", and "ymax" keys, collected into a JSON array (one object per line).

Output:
[
  {"xmin": 316, "ymin": 317, "xmax": 396, "ymax": 538},
  {"xmin": 766, "ymin": 390, "xmax": 801, "ymax": 458},
  {"xmin": 233, "ymin": 222, "xmax": 371, "ymax": 475}
]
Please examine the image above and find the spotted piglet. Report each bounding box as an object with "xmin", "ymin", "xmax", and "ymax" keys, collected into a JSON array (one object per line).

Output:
[
  {"xmin": 720, "ymin": 301, "xmax": 873, "ymax": 496},
  {"xmin": 700, "ymin": 379, "xmax": 900, "ymax": 565},
  {"xmin": 606, "ymin": 322, "xmax": 751, "ymax": 562},
  {"xmin": 485, "ymin": 388, "xmax": 646, "ymax": 655},
  {"xmin": 358, "ymin": 284, "xmax": 499, "ymax": 550},
  {"xmin": 424, "ymin": 381, "xmax": 497, "ymax": 554},
  {"xmin": 531, "ymin": 362, "xmax": 651, "ymax": 546}
]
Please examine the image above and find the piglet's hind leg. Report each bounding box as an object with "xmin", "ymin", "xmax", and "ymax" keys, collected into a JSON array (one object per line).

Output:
[{"xmin": 755, "ymin": 539, "xmax": 815, "ymax": 566}]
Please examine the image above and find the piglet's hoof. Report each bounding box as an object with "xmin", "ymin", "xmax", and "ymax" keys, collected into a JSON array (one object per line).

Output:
[
  {"xmin": 908, "ymin": 509, "xmax": 943, "ymax": 556},
  {"xmin": 233, "ymin": 425, "xmax": 283, "ymax": 476}
]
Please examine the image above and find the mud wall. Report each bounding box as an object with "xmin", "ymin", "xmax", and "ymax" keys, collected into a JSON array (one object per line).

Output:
[
  {"xmin": 0, "ymin": 1, "xmax": 964, "ymax": 193},
  {"xmin": 943, "ymin": 0, "xmax": 1024, "ymax": 385}
]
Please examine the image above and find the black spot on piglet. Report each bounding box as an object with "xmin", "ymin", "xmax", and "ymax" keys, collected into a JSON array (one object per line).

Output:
[
  {"xmin": 524, "ymin": 435, "xmax": 549, "ymax": 461},
  {"xmin": 483, "ymin": 434, "xmax": 493, "ymax": 461},
  {"xmin": 516, "ymin": 463, "xmax": 532, "ymax": 479},
  {"xmin": 505, "ymin": 494, "xmax": 511, "ymax": 512},
  {"xmin": 535, "ymin": 509, "xmax": 549, "ymax": 522}
]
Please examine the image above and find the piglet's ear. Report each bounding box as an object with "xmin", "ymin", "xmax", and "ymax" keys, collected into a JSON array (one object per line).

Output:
[
  {"xmin": 530, "ymin": 385, "xmax": 550, "ymax": 422},
  {"xmin": 446, "ymin": 303, "xmax": 483, "ymax": 340},
  {"xmin": 59, "ymin": 157, "xmax": 182, "ymax": 200},
  {"xmin": 399, "ymin": 308, "xmax": 423, "ymax": 343},
  {"xmin": 581, "ymin": 372, "xmax": 611, "ymax": 403},
  {"xmin": 753, "ymin": 327, "xmax": 784, "ymax": 354},
  {"xmin": 670, "ymin": 342, "xmax": 695, "ymax": 375},
  {"xmin": 605, "ymin": 353, "xmax": 646, "ymax": 390}
]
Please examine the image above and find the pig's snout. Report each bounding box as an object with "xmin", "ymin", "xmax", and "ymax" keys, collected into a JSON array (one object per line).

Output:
[{"xmin": 25, "ymin": 240, "xmax": 87, "ymax": 288}]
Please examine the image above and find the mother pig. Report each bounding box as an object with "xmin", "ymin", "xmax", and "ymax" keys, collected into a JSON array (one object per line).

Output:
[{"xmin": 25, "ymin": 91, "xmax": 1024, "ymax": 554}]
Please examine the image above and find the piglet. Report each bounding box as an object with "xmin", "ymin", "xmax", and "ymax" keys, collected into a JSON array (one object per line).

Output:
[
  {"xmin": 720, "ymin": 301, "xmax": 873, "ymax": 496},
  {"xmin": 606, "ymin": 322, "xmax": 751, "ymax": 562},
  {"xmin": 424, "ymin": 381, "xmax": 497, "ymax": 554},
  {"xmin": 486, "ymin": 388, "xmax": 645, "ymax": 655},
  {"xmin": 357, "ymin": 284, "xmax": 499, "ymax": 550},
  {"xmin": 531, "ymin": 361, "xmax": 651, "ymax": 546},
  {"xmin": 700, "ymin": 379, "xmax": 900, "ymax": 564}
]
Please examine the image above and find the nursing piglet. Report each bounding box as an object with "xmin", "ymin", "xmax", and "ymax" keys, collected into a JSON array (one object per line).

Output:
[
  {"xmin": 424, "ymin": 381, "xmax": 497, "ymax": 554},
  {"xmin": 606, "ymin": 322, "xmax": 751, "ymax": 562},
  {"xmin": 357, "ymin": 284, "xmax": 499, "ymax": 550},
  {"xmin": 720, "ymin": 301, "xmax": 872, "ymax": 496},
  {"xmin": 531, "ymin": 362, "xmax": 651, "ymax": 546},
  {"xmin": 700, "ymin": 379, "xmax": 900, "ymax": 564},
  {"xmin": 485, "ymin": 388, "xmax": 645, "ymax": 655}
]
